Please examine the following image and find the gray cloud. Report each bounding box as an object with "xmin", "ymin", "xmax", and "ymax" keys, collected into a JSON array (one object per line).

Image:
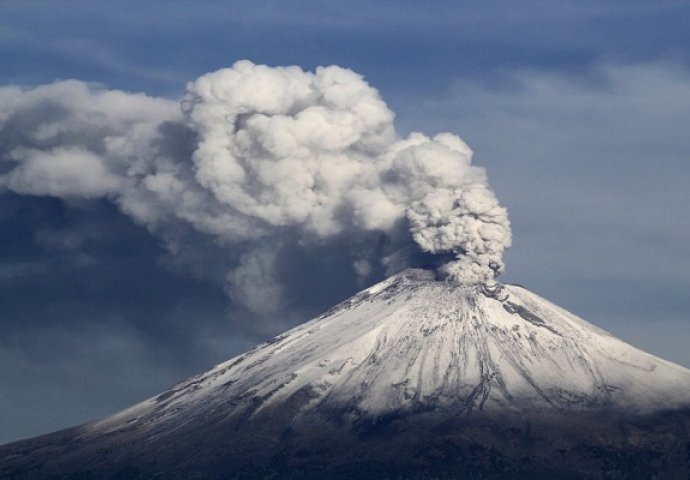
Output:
[
  {"xmin": 393, "ymin": 61, "xmax": 690, "ymax": 365},
  {"xmin": 0, "ymin": 61, "xmax": 511, "ymax": 333},
  {"xmin": 0, "ymin": 261, "xmax": 47, "ymax": 282}
]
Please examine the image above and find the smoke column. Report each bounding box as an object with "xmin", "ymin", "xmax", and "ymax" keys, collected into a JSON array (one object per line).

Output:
[{"xmin": 0, "ymin": 61, "xmax": 511, "ymax": 322}]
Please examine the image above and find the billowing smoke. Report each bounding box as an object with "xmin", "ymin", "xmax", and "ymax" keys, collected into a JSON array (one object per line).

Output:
[{"xmin": 0, "ymin": 61, "xmax": 511, "ymax": 327}]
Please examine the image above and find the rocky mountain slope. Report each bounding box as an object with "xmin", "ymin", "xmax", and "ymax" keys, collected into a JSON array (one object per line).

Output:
[{"xmin": 2, "ymin": 269, "xmax": 690, "ymax": 479}]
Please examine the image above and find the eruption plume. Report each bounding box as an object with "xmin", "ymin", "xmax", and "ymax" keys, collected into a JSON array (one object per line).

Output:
[{"xmin": 0, "ymin": 61, "xmax": 511, "ymax": 322}]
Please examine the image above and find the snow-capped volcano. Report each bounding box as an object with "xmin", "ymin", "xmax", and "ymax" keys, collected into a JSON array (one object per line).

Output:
[
  {"xmin": 2, "ymin": 269, "xmax": 690, "ymax": 479},
  {"xmin": 96, "ymin": 269, "xmax": 690, "ymax": 433}
]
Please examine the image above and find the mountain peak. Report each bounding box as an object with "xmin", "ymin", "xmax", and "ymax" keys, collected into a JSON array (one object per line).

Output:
[
  {"xmin": 88, "ymin": 270, "xmax": 690, "ymax": 438},
  {"xmin": 3, "ymin": 271, "xmax": 690, "ymax": 479}
]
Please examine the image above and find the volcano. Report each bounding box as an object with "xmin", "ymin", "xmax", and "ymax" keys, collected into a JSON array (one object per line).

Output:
[{"xmin": 2, "ymin": 269, "xmax": 690, "ymax": 479}]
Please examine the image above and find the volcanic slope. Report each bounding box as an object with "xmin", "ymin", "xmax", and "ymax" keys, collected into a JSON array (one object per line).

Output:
[{"xmin": 2, "ymin": 269, "xmax": 690, "ymax": 479}]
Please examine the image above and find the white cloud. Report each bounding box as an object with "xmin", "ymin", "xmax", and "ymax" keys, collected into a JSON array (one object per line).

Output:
[
  {"xmin": 2, "ymin": 147, "xmax": 122, "ymax": 198},
  {"xmin": 0, "ymin": 61, "xmax": 512, "ymax": 319}
]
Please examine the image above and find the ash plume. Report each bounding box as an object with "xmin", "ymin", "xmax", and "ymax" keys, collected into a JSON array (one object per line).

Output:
[{"xmin": 0, "ymin": 61, "xmax": 511, "ymax": 325}]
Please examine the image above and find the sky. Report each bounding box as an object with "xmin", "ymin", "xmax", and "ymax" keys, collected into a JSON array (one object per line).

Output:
[{"xmin": 1, "ymin": 0, "xmax": 689, "ymax": 444}]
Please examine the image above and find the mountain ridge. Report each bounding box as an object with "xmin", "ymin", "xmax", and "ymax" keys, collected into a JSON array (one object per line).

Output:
[
  {"xmin": 103, "ymin": 268, "xmax": 687, "ymax": 423},
  {"xmin": 2, "ymin": 268, "xmax": 690, "ymax": 479}
]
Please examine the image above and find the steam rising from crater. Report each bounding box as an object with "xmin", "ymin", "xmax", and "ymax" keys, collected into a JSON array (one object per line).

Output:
[
  {"xmin": 0, "ymin": 61, "xmax": 511, "ymax": 320},
  {"xmin": 182, "ymin": 61, "xmax": 511, "ymax": 281}
]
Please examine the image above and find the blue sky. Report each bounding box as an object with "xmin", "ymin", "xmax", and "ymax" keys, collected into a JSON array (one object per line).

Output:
[{"xmin": 1, "ymin": 1, "xmax": 689, "ymax": 444}]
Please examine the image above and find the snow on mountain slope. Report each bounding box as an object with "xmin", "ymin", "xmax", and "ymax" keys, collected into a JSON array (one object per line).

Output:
[{"xmin": 90, "ymin": 269, "xmax": 690, "ymax": 437}]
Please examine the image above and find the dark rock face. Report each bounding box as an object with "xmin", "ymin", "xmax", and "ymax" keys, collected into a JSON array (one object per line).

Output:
[{"xmin": 2, "ymin": 270, "xmax": 690, "ymax": 479}]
